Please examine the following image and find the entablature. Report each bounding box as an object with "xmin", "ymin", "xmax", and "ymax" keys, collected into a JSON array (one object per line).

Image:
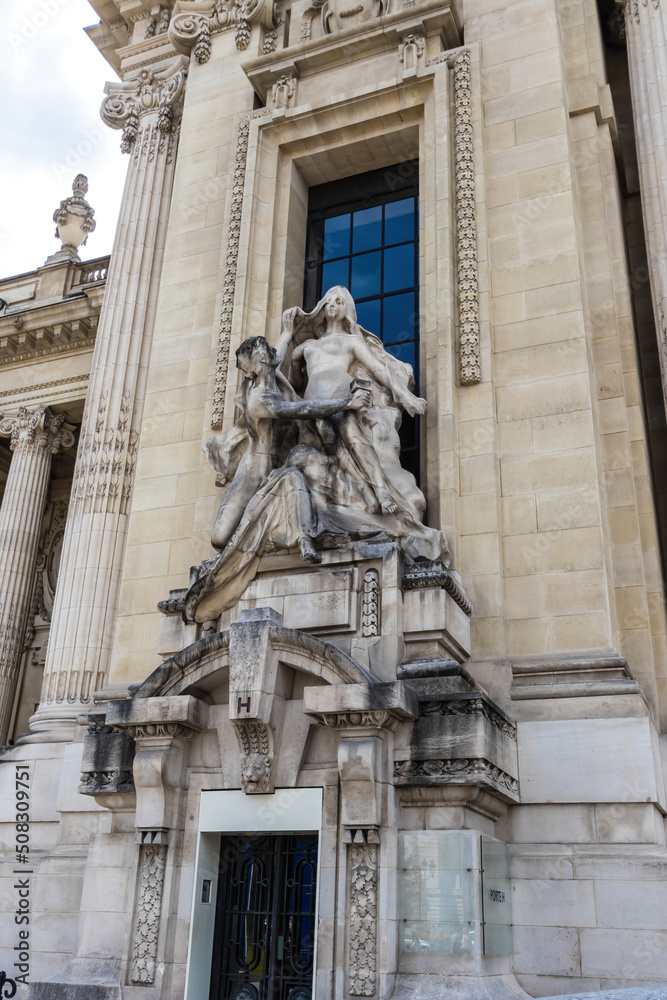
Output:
[{"xmin": 0, "ymin": 255, "xmax": 108, "ymax": 369}]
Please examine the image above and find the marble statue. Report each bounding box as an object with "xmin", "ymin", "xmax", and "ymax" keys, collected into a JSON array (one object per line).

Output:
[{"xmin": 184, "ymin": 286, "xmax": 449, "ymax": 623}]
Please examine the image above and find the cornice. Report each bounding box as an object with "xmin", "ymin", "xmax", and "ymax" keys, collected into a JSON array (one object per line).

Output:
[{"xmin": 242, "ymin": 0, "xmax": 461, "ymax": 99}]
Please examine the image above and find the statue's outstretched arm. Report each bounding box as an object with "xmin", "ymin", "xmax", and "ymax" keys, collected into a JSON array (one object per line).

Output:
[
  {"xmin": 351, "ymin": 339, "xmax": 426, "ymax": 416},
  {"xmin": 259, "ymin": 390, "xmax": 368, "ymax": 421}
]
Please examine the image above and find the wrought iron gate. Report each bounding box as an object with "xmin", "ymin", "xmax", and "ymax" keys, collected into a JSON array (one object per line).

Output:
[{"xmin": 209, "ymin": 834, "xmax": 318, "ymax": 1000}]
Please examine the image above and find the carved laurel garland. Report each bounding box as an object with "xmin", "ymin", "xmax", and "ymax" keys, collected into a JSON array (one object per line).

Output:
[
  {"xmin": 348, "ymin": 844, "xmax": 378, "ymax": 997},
  {"xmin": 361, "ymin": 569, "xmax": 380, "ymax": 637},
  {"xmin": 449, "ymin": 49, "xmax": 481, "ymax": 386},
  {"xmin": 212, "ymin": 114, "xmax": 253, "ymax": 428},
  {"xmin": 130, "ymin": 844, "xmax": 167, "ymax": 984}
]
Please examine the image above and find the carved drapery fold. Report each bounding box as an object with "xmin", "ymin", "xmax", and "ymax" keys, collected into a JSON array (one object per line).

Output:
[
  {"xmin": 348, "ymin": 843, "xmax": 378, "ymax": 997},
  {"xmin": 130, "ymin": 843, "xmax": 167, "ymax": 984},
  {"xmin": 0, "ymin": 408, "xmax": 74, "ymax": 743},
  {"xmin": 449, "ymin": 49, "xmax": 481, "ymax": 386}
]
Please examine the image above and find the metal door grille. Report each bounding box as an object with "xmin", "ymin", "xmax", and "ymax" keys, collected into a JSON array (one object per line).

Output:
[{"xmin": 209, "ymin": 834, "xmax": 318, "ymax": 1000}]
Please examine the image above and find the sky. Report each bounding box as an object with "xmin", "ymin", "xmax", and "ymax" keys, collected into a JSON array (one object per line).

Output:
[{"xmin": 0, "ymin": 0, "xmax": 127, "ymax": 277}]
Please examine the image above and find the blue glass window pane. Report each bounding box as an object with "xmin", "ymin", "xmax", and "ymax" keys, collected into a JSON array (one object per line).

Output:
[
  {"xmin": 387, "ymin": 341, "xmax": 416, "ymax": 372},
  {"xmin": 383, "ymin": 293, "xmax": 416, "ymax": 344},
  {"xmin": 322, "ymin": 258, "xmax": 349, "ymax": 292},
  {"xmin": 384, "ymin": 244, "xmax": 415, "ymax": 293},
  {"xmin": 385, "ymin": 198, "xmax": 414, "ymax": 246},
  {"xmin": 323, "ymin": 214, "xmax": 351, "ymax": 261},
  {"xmin": 351, "ymin": 251, "xmax": 381, "ymax": 298},
  {"xmin": 355, "ymin": 298, "xmax": 381, "ymax": 334},
  {"xmin": 352, "ymin": 206, "xmax": 382, "ymax": 252}
]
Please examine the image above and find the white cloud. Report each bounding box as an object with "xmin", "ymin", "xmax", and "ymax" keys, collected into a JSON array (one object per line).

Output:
[{"xmin": 0, "ymin": 0, "xmax": 126, "ymax": 276}]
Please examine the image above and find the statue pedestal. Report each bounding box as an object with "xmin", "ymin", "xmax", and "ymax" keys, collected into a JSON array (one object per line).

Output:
[{"xmin": 157, "ymin": 542, "xmax": 472, "ymax": 681}]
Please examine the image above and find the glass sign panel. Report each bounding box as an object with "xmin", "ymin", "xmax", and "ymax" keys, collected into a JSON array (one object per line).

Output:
[
  {"xmin": 481, "ymin": 836, "xmax": 512, "ymax": 956},
  {"xmin": 399, "ymin": 832, "xmax": 475, "ymax": 956}
]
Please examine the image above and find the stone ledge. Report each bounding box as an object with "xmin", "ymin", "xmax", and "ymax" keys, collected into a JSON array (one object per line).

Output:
[{"xmin": 510, "ymin": 653, "xmax": 642, "ymax": 701}]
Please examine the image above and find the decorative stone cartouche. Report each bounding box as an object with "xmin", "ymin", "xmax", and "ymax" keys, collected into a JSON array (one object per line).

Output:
[{"xmin": 49, "ymin": 174, "xmax": 96, "ymax": 263}]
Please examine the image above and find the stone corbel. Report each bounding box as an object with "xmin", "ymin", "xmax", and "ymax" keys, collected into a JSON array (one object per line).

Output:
[
  {"xmin": 228, "ymin": 608, "xmax": 283, "ymax": 792},
  {"xmin": 398, "ymin": 30, "xmax": 425, "ymax": 78},
  {"xmin": 168, "ymin": 0, "xmax": 215, "ymax": 62},
  {"xmin": 269, "ymin": 71, "xmax": 298, "ymax": 111},
  {"xmin": 106, "ymin": 695, "xmax": 207, "ymax": 829},
  {"xmin": 101, "ymin": 55, "xmax": 189, "ymax": 153},
  {"xmin": 304, "ymin": 681, "xmax": 417, "ymax": 833}
]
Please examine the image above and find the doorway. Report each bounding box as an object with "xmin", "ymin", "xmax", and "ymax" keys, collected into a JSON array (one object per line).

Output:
[{"xmin": 209, "ymin": 834, "xmax": 319, "ymax": 1000}]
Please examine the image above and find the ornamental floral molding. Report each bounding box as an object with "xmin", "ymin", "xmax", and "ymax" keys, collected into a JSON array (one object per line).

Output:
[
  {"xmin": 70, "ymin": 390, "xmax": 140, "ymax": 516},
  {"xmin": 124, "ymin": 722, "xmax": 200, "ymax": 741},
  {"xmin": 361, "ymin": 569, "xmax": 380, "ymax": 637},
  {"xmin": 130, "ymin": 844, "xmax": 167, "ymax": 984},
  {"xmin": 401, "ymin": 562, "xmax": 472, "ymax": 615},
  {"xmin": 101, "ymin": 60, "xmax": 188, "ymax": 155},
  {"xmin": 320, "ymin": 710, "xmax": 401, "ymax": 731},
  {"xmin": 393, "ymin": 757, "xmax": 519, "ymax": 794},
  {"xmin": 211, "ymin": 111, "xmax": 270, "ymax": 428},
  {"xmin": 169, "ymin": 0, "xmax": 277, "ymax": 58},
  {"xmin": 448, "ymin": 49, "xmax": 481, "ymax": 386},
  {"xmin": 348, "ymin": 844, "xmax": 378, "ymax": 997},
  {"xmin": 420, "ymin": 697, "xmax": 517, "ymax": 739}
]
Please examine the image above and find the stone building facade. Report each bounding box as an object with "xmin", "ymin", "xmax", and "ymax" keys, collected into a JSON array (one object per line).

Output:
[{"xmin": 2, "ymin": 0, "xmax": 667, "ymax": 995}]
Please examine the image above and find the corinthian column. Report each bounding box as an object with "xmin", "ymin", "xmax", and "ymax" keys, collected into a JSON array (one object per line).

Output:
[
  {"xmin": 620, "ymin": 0, "xmax": 667, "ymax": 412},
  {"xmin": 0, "ymin": 408, "xmax": 74, "ymax": 744},
  {"xmin": 28, "ymin": 57, "xmax": 188, "ymax": 741}
]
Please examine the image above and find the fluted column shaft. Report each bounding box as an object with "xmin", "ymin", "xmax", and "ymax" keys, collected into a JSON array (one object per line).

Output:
[
  {"xmin": 622, "ymin": 0, "xmax": 667, "ymax": 411},
  {"xmin": 0, "ymin": 408, "xmax": 74, "ymax": 743},
  {"xmin": 29, "ymin": 58, "xmax": 188, "ymax": 740}
]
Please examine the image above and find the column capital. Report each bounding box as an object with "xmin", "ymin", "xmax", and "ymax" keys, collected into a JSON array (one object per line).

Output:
[
  {"xmin": 0, "ymin": 406, "xmax": 75, "ymax": 455},
  {"xmin": 100, "ymin": 56, "xmax": 188, "ymax": 153}
]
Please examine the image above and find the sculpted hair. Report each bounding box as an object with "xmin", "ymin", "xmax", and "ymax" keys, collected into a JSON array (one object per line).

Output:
[{"xmin": 236, "ymin": 336, "xmax": 279, "ymax": 367}]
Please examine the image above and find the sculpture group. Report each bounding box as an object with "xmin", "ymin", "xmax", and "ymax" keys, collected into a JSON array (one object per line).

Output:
[{"xmin": 184, "ymin": 286, "xmax": 449, "ymax": 622}]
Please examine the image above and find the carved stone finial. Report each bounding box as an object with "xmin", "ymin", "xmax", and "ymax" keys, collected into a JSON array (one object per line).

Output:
[{"xmin": 48, "ymin": 174, "xmax": 96, "ymax": 263}]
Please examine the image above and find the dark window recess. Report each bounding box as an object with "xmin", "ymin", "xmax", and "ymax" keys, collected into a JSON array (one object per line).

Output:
[
  {"xmin": 209, "ymin": 834, "xmax": 318, "ymax": 1000},
  {"xmin": 304, "ymin": 162, "xmax": 420, "ymax": 482}
]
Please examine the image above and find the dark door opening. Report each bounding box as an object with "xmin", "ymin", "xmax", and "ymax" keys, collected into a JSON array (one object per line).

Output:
[{"xmin": 209, "ymin": 834, "xmax": 319, "ymax": 1000}]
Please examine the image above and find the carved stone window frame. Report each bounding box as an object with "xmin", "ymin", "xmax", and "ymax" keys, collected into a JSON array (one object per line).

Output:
[{"xmin": 216, "ymin": 65, "xmax": 488, "ymax": 554}]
